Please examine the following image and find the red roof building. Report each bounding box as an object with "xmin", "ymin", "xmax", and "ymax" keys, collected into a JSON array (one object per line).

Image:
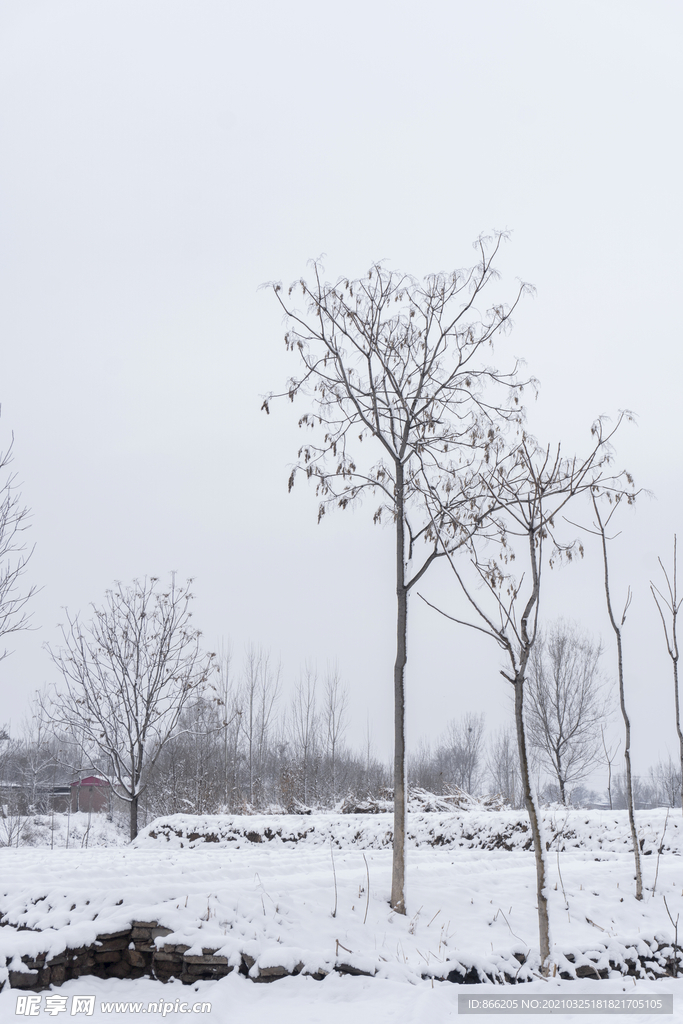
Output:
[{"xmin": 70, "ymin": 776, "xmax": 111, "ymax": 814}]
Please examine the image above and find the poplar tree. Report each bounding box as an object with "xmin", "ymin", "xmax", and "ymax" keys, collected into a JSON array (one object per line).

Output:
[{"xmin": 264, "ymin": 234, "xmax": 528, "ymax": 912}]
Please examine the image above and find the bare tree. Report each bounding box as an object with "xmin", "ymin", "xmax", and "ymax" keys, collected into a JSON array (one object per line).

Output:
[
  {"xmin": 601, "ymin": 725, "xmax": 620, "ymax": 811},
  {"xmin": 241, "ymin": 645, "xmax": 281, "ymax": 806},
  {"xmin": 650, "ymin": 756, "xmax": 681, "ymax": 808},
  {"xmin": 449, "ymin": 712, "xmax": 486, "ymax": 793},
  {"xmin": 323, "ymin": 664, "xmax": 348, "ymax": 804},
  {"xmin": 208, "ymin": 645, "xmax": 245, "ymax": 809},
  {"xmin": 487, "ymin": 727, "xmax": 522, "ymax": 807},
  {"xmin": 410, "ymin": 714, "xmax": 486, "ymax": 795},
  {"xmin": 589, "ymin": 493, "xmax": 643, "ymax": 899},
  {"xmin": 432, "ymin": 713, "xmax": 486, "ymax": 794},
  {"xmin": 421, "ymin": 420, "xmax": 631, "ymax": 968},
  {"xmin": 43, "ymin": 575, "xmax": 215, "ymax": 839},
  {"xmin": 16, "ymin": 712, "xmax": 59, "ymax": 813},
  {"xmin": 650, "ymin": 537, "xmax": 683, "ymax": 813},
  {"xmin": 612, "ymin": 772, "xmax": 655, "ymax": 811},
  {"xmin": 0, "ymin": 433, "xmax": 36, "ymax": 660},
  {"xmin": 264, "ymin": 236, "xmax": 529, "ymax": 912},
  {"xmin": 290, "ymin": 666, "xmax": 319, "ymax": 806},
  {"xmin": 525, "ymin": 621, "xmax": 609, "ymax": 805}
]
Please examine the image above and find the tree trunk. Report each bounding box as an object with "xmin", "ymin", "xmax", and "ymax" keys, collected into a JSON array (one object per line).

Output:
[
  {"xmin": 232, "ymin": 723, "xmax": 240, "ymax": 810},
  {"xmin": 674, "ymin": 658, "xmax": 683, "ymax": 815},
  {"xmin": 130, "ymin": 792, "xmax": 138, "ymax": 841},
  {"xmin": 616, "ymin": 629, "xmax": 643, "ymax": 899},
  {"xmin": 514, "ymin": 674, "xmax": 551, "ymax": 967},
  {"xmin": 391, "ymin": 464, "xmax": 407, "ymax": 915},
  {"xmin": 249, "ymin": 722, "xmax": 253, "ymax": 805},
  {"xmin": 224, "ymin": 720, "xmax": 229, "ymax": 808},
  {"xmin": 303, "ymin": 747, "xmax": 308, "ymax": 806},
  {"xmin": 595, "ymin": 498, "xmax": 642, "ymax": 899}
]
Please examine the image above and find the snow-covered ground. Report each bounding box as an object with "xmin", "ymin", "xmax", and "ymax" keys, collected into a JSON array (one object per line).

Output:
[
  {"xmin": 0, "ymin": 810, "xmax": 130, "ymax": 849},
  {"xmin": 2, "ymin": 808, "xmax": 683, "ymax": 1020},
  {"xmin": 2, "ymin": 973, "xmax": 683, "ymax": 1024},
  {"xmin": 2, "ymin": 842, "xmax": 682, "ymax": 977}
]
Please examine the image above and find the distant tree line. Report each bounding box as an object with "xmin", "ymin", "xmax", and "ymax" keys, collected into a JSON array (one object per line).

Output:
[{"xmin": 1, "ymin": 627, "xmax": 681, "ymax": 837}]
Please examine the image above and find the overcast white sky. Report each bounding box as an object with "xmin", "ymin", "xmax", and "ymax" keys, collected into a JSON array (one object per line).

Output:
[{"xmin": 1, "ymin": 1, "xmax": 682, "ymax": 786}]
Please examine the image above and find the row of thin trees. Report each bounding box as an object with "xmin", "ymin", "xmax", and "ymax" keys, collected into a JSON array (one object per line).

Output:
[{"xmin": 2, "ymin": 622, "xmax": 681, "ymax": 829}]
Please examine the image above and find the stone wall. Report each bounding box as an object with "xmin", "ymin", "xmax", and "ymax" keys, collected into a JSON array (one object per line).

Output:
[
  {"xmin": 2, "ymin": 922, "xmax": 683, "ymax": 991},
  {"xmin": 4, "ymin": 922, "xmax": 235, "ymax": 991}
]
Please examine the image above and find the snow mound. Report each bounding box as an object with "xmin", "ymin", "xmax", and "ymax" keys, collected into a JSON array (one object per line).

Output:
[{"xmin": 133, "ymin": 807, "xmax": 683, "ymax": 855}]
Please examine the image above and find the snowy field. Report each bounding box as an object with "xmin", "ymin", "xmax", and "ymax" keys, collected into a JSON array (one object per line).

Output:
[
  {"xmin": 3, "ymin": 973, "xmax": 683, "ymax": 1024},
  {"xmin": 2, "ymin": 809, "xmax": 683, "ymax": 1021}
]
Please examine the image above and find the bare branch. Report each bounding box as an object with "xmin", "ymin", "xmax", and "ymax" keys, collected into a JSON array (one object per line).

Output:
[{"xmin": 0, "ymin": 432, "xmax": 37, "ymax": 659}]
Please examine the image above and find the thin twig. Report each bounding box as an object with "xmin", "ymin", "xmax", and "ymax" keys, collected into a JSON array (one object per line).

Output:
[
  {"xmin": 493, "ymin": 907, "xmax": 527, "ymax": 945},
  {"xmin": 408, "ymin": 905, "xmax": 423, "ymax": 935},
  {"xmin": 362, "ymin": 852, "xmax": 370, "ymax": 925},
  {"xmin": 652, "ymin": 808, "xmax": 669, "ymax": 898},
  {"xmin": 556, "ymin": 846, "xmax": 569, "ymax": 911},
  {"xmin": 330, "ymin": 842, "xmax": 338, "ymax": 918}
]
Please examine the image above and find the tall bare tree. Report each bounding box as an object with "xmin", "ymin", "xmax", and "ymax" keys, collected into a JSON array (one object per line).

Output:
[
  {"xmin": 43, "ymin": 575, "xmax": 215, "ymax": 839},
  {"xmin": 264, "ymin": 234, "xmax": 529, "ymax": 912},
  {"xmin": 525, "ymin": 621, "xmax": 610, "ymax": 804},
  {"xmin": 590, "ymin": 493, "xmax": 642, "ymax": 898},
  {"xmin": 421, "ymin": 420, "xmax": 632, "ymax": 967},
  {"xmin": 650, "ymin": 537, "xmax": 683, "ymax": 814}
]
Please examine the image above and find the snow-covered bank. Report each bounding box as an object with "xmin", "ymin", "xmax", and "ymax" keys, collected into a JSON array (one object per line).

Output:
[{"xmin": 135, "ymin": 807, "xmax": 683, "ymax": 855}]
